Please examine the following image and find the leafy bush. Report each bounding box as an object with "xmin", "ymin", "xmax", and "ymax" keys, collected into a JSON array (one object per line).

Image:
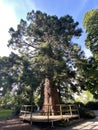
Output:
[
  {"xmin": 85, "ymin": 101, "xmax": 98, "ymax": 110},
  {"xmin": 0, "ymin": 91, "xmax": 15, "ymax": 109},
  {"xmin": 75, "ymin": 102, "xmax": 85, "ymax": 107},
  {"xmin": 79, "ymin": 106, "xmax": 96, "ymax": 119}
]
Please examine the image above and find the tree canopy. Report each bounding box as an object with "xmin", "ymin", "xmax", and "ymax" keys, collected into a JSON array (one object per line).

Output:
[
  {"xmin": 83, "ymin": 9, "xmax": 98, "ymax": 60},
  {"xmin": 7, "ymin": 11, "xmax": 88, "ymax": 107},
  {"xmin": 8, "ymin": 10, "xmax": 83, "ymax": 97},
  {"xmin": 83, "ymin": 9, "xmax": 98, "ymax": 96}
]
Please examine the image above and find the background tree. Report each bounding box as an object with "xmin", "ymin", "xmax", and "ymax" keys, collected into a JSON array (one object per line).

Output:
[
  {"xmin": 0, "ymin": 56, "xmax": 14, "ymax": 96},
  {"xmin": 8, "ymin": 10, "xmax": 83, "ymax": 114},
  {"xmin": 83, "ymin": 9, "xmax": 98, "ymax": 60},
  {"xmin": 83, "ymin": 9, "xmax": 98, "ymax": 97}
]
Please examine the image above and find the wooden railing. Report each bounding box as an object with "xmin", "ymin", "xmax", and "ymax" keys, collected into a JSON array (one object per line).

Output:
[
  {"xmin": 20, "ymin": 104, "xmax": 80, "ymax": 126},
  {"xmin": 20, "ymin": 104, "xmax": 80, "ymax": 117}
]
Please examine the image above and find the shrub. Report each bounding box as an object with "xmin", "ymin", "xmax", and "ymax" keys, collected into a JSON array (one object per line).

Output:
[
  {"xmin": 79, "ymin": 106, "xmax": 96, "ymax": 119},
  {"xmin": 85, "ymin": 101, "xmax": 98, "ymax": 110}
]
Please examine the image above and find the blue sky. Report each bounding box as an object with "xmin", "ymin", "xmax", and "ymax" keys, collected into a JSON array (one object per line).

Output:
[{"xmin": 0, "ymin": 0, "xmax": 98, "ymax": 57}]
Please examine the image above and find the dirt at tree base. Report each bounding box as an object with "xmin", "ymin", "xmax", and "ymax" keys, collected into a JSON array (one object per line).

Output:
[
  {"xmin": 0, "ymin": 117, "xmax": 84, "ymax": 130},
  {"xmin": 0, "ymin": 118, "xmax": 41, "ymax": 130}
]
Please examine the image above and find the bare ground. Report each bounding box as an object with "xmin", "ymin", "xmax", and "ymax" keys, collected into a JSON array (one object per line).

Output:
[
  {"xmin": 0, "ymin": 117, "xmax": 83, "ymax": 130},
  {"xmin": 0, "ymin": 118, "xmax": 43, "ymax": 130}
]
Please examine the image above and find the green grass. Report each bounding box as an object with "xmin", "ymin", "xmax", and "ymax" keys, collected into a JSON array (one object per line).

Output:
[{"xmin": 0, "ymin": 109, "xmax": 13, "ymax": 118}]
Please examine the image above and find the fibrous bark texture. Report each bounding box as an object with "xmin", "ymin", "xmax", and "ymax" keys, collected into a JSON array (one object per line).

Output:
[{"xmin": 41, "ymin": 77, "xmax": 60, "ymax": 115}]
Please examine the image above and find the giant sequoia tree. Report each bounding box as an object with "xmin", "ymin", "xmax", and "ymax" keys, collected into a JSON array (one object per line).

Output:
[{"xmin": 8, "ymin": 10, "xmax": 82, "ymax": 114}]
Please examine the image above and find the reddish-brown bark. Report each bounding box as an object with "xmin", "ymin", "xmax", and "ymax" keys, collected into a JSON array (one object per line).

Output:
[{"xmin": 41, "ymin": 77, "xmax": 60, "ymax": 115}]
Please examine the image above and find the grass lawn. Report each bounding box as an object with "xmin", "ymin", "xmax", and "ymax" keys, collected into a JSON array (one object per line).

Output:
[{"xmin": 0, "ymin": 109, "xmax": 13, "ymax": 118}]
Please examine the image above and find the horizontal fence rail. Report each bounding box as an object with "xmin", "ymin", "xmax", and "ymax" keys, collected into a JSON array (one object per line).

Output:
[{"xmin": 20, "ymin": 104, "xmax": 80, "ymax": 124}]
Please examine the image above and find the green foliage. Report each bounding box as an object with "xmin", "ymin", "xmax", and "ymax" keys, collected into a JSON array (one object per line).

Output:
[
  {"xmin": 0, "ymin": 109, "xmax": 13, "ymax": 118},
  {"xmin": 77, "ymin": 102, "xmax": 96, "ymax": 119},
  {"xmin": 8, "ymin": 10, "xmax": 84, "ymax": 102},
  {"xmin": 83, "ymin": 9, "xmax": 98, "ymax": 60},
  {"xmin": 74, "ymin": 53, "xmax": 98, "ymax": 95},
  {"xmin": 0, "ymin": 91, "xmax": 15, "ymax": 109},
  {"xmin": 85, "ymin": 101, "xmax": 98, "ymax": 110},
  {"xmin": 83, "ymin": 10, "xmax": 98, "ymax": 94},
  {"xmin": 79, "ymin": 106, "xmax": 96, "ymax": 119},
  {"xmin": 0, "ymin": 10, "xmax": 97, "ymax": 108},
  {"xmin": 74, "ymin": 91, "xmax": 95, "ymax": 104},
  {"xmin": 0, "ymin": 56, "xmax": 13, "ymax": 96}
]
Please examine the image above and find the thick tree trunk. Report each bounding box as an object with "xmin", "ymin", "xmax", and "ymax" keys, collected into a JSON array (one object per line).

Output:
[{"xmin": 41, "ymin": 77, "xmax": 60, "ymax": 115}]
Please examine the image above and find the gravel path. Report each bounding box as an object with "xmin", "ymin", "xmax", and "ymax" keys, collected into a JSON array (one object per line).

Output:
[
  {"xmin": 52, "ymin": 111, "xmax": 98, "ymax": 130},
  {"xmin": 52, "ymin": 117, "xmax": 98, "ymax": 130}
]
